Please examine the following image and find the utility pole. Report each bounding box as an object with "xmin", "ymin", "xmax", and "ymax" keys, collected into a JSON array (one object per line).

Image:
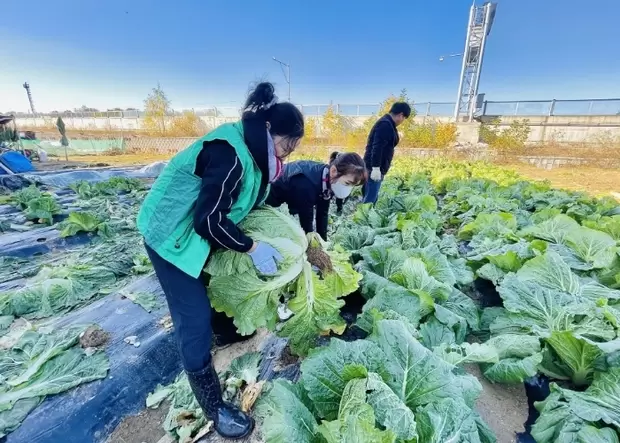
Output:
[
  {"xmin": 23, "ymin": 82, "xmax": 36, "ymax": 115},
  {"xmin": 272, "ymin": 57, "xmax": 291, "ymax": 102}
]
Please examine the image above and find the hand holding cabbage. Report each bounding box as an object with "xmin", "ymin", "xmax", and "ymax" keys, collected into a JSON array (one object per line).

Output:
[{"xmin": 205, "ymin": 206, "xmax": 361, "ymax": 356}]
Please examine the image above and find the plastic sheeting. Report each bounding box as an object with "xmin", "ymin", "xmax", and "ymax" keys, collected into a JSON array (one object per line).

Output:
[
  {"xmin": 0, "ymin": 226, "xmax": 92, "ymax": 259},
  {"xmin": 0, "ymin": 162, "xmax": 166, "ymax": 192},
  {"xmin": 1, "ymin": 168, "xmax": 176, "ymax": 442},
  {"xmin": 4, "ymin": 281, "xmax": 304, "ymax": 443},
  {"xmin": 5, "ymin": 274, "xmax": 181, "ymax": 443},
  {"xmin": 0, "ymin": 162, "xmax": 216, "ymax": 443},
  {"xmin": 0, "ymin": 175, "xmax": 32, "ymax": 193},
  {"xmin": 24, "ymin": 167, "xmax": 153, "ymax": 189},
  {"xmin": 137, "ymin": 161, "xmax": 167, "ymax": 177}
]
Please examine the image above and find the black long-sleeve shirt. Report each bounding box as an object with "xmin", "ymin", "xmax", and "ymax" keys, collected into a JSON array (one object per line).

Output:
[{"xmin": 193, "ymin": 141, "xmax": 254, "ymax": 253}]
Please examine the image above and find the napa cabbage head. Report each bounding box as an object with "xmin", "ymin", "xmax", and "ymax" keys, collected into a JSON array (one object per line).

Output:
[{"xmin": 205, "ymin": 207, "xmax": 309, "ymax": 335}]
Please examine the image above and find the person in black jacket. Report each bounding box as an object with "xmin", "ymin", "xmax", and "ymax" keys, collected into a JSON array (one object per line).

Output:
[
  {"xmin": 363, "ymin": 102, "xmax": 412, "ymax": 203},
  {"xmin": 266, "ymin": 152, "xmax": 367, "ymax": 239}
]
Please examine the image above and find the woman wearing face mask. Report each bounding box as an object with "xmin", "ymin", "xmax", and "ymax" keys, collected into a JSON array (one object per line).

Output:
[
  {"xmin": 266, "ymin": 152, "xmax": 367, "ymax": 240},
  {"xmin": 137, "ymin": 82, "xmax": 303, "ymax": 439}
]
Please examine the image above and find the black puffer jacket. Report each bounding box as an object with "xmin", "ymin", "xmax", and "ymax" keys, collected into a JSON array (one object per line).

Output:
[
  {"xmin": 363, "ymin": 114, "xmax": 400, "ymax": 175},
  {"xmin": 266, "ymin": 160, "xmax": 339, "ymax": 240}
]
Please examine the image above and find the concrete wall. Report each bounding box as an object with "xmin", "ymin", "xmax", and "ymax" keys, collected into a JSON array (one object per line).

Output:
[
  {"xmin": 455, "ymin": 123, "xmax": 480, "ymax": 144},
  {"xmin": 480, "ymin": 115, "xmax": 620, "ymax": 144},
  {"xmin": 14, "ymin": 114, "xmax": 620, "ymax": 145}
]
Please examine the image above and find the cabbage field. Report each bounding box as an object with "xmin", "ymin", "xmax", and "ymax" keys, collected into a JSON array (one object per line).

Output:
[{"xmin": 1, "ymin": 159, "xmax": 620, "ymax": 443}]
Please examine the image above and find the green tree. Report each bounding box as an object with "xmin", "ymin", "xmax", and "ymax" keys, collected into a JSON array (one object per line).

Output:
[{"xmin": 143, "ymin": 84, "xmax": 171, "ymax": 135}]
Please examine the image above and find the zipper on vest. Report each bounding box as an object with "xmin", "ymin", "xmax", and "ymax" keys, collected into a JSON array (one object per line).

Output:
[{"xmin": 174, "ymin": 222, "xmax": 194, "ymax": 249}]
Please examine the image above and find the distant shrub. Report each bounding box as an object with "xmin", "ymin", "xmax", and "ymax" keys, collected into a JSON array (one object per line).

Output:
[{"xmin": 480, "ymin": 118, "xmax": 531, "ymax": 151}]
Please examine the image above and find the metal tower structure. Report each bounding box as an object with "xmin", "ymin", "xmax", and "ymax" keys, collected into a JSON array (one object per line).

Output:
[
  {"xmin": 23, "ymin": 82, "xmax": 36, "ymax": 115},
  {"xmin": 454, "ymin": 2, "xmax": 497, "ymax": 121}
]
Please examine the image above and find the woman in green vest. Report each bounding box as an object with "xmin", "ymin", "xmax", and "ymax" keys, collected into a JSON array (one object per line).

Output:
[{"xmin": 137, "ymin": 82, "xmax": 304, "ymax": 439}]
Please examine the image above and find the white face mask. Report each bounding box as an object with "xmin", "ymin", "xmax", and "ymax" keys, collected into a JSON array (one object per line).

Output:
[{"xmin": 331, "ymin": 181, "xmax": 353, "ymax": 199}]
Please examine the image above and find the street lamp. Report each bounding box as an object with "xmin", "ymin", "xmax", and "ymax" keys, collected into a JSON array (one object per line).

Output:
[
  {"xmin": 272, "ymin": 56, "xmax": 291, "ymax": 102},
  {"xmin": 439, "ymin": 53, "xmax": 463, "ymax": 62}
]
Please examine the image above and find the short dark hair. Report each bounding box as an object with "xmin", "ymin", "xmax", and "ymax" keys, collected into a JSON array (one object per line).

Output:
[{"xmin": 390, "ymin": 102, "xmax": 412, "ymax": 118}]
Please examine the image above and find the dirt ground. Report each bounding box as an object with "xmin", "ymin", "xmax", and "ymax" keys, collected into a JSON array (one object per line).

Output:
[
  {"xmin": 106, "ymin": 406, "xmax": 168, "ymax": 443},
  {"xmin": 107, "ymin": 329, "xmax": 527, "ymax": 443},
  {"xmin": 107, "ymin": 330, "xmax": 270, "ymax": 443},
  {"xmin": 466, "ymin": 365, "xmax": 528, "ymax": 443}
]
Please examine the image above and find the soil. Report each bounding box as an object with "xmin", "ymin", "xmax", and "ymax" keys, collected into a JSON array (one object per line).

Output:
[
  {"xmin": 107, "ymin": 330, "xmax": 270, "ymax": 443},
  {"xmin": 35, "ymin": 159, "xmax": 112, "ymax": 171},
  {"xmin": 306, "ymin": 244, "xmax": 333, "ymax": 272},
  {"xmin": 106, "ymin": 404, "xmax": 167, "ymax": 443},
  {"xmin": 108, "ymin": 328, "xmax": 527, "ymax": 443},
  {"xmin": 211, "ymin": 329, "xmax": 270, "ymax": 373},
  {"xmin": 466, "ymin": 364, "xmax": 528, "ymax": 443},
  {"xmin": 79, "ymin": 325, "xmax": 110, "ymax": 348},
  {"xmin": 273, "ymin": 344, "xmax": 298, "ymax": 371}
]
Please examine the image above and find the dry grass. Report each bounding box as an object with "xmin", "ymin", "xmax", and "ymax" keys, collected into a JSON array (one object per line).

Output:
[
  {"xmin": 506, "ymin": 162, "xmax": 620, "ymax": 197},
  {"xmin": 59, "ymin": 149, "xmax": 620, "ymax": 199},
  {"xmin": 67, "ymin": 153, "xmax": 171, "ymax": 166}
]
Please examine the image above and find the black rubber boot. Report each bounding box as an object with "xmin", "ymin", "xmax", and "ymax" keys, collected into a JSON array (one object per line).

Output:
[{"xmin": 186, "ymin": 362, "xmax": 254, "ymax": 440}]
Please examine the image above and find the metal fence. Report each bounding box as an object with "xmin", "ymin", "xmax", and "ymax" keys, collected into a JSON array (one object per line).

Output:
[
  {"xmin": 483, "ymin": 98, "xmax": 620, "ymax": 117},
  {"xmin": 10, "ymin": 98, "xmax": 620, "ymax": 120}
]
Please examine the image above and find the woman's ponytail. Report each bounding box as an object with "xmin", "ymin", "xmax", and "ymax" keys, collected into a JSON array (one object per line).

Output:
[
  {"xmin": 329, "ymin": 151, "xmax": 340, "ymax": 163},
  {"xmin": 243, "ymin": 82, "xmax": 277, "ymax": 115}
]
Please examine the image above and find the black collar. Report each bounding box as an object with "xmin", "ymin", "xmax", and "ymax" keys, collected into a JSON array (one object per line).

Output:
[{"xmin": 383, "ymin": 114, "xmax": 397, "ymax": 130}]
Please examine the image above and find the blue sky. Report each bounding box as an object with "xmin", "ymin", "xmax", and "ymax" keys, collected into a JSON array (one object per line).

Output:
[{"xmin": 1, "ymin": 0, "xmax": 618, "ymax": 112}]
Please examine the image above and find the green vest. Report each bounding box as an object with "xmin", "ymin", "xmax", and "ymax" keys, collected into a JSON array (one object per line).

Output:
[{"xmin": 137, "ymin": 122, "xmax": 263, "ymax": 278}]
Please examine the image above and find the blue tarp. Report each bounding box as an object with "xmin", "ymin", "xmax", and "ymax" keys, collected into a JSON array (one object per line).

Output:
[{"xmin": 0, "ymin": 152, "xmax": 34, "ymax": 174}]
